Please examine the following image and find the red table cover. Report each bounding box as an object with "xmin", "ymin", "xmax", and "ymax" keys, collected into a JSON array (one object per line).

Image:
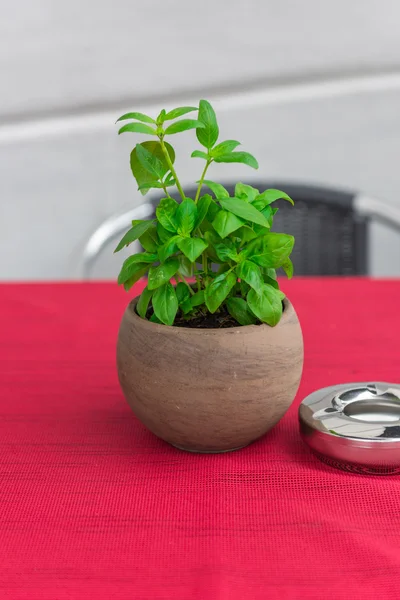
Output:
[{"xmin": 1, "ymin": 279, "xmax": 400, "ymax": 600}]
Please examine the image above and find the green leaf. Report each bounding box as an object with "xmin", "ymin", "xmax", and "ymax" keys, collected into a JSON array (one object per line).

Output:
[
  {"xmin": 123, "ymin": 266, "xmax": 149, "ymax": 291},
  {"xmin": 130, "ymin": 141, "xmax": 175, "ymax": 195},
  {"xmin": 235, "ymin": 225, "xmax": 258, "ymax": 244},
  {"xmin": 218, "ymin": 197, "xmax": 270, "ymax": 227},
  {"xmin": 237, "ymin": 260, "xmax": 264, "ymax": 294},
  {"xmin": 205, "ymin": 200, "xmax": 221, "ymax": 222},
  {"xmin": 199, "ymin": 219, "xmax": 215, "ymax": 235},
  {"xmin": 251, "ymin": 200, "xmax": 264, "ymax": 211},
  {"xmin": 262, "ymin": 274, "xmax": 279, "ymax": 290},
  {"xmin": 202, "ymin": 180, "xmax": 229, "ymax": 198},
  {"xmin": 214, "ymin": 151, "xmax": 259, "ymax": 169},
  {"xmin": 281, "ymin": 257, "xmax": 294, "ymax": 279},
  {"xmin": 158, "ymin": 235, "xmax": 181, "ymax": 263},
  {"xmin": 148, "ymin": 257, "xmax": 180, "ymax": 290},
  {"xmin": 150, "ymin": 313, "xmax": 163, "ymax": 324},
  {"xmin": 175, "ymin": 198, "xmax": 197, "ymax": 235},
  {"xmin": 133, "ymin": 252, "xmax": 159, "ymax": 267},
  {"xmin": 260, "ymin": 205, "xmax": 274, "ymax": 224},
  {"xmin": 137, "ymin": 286, "xmax": 153, "ymax": 319},
  {"xmin": 195, "ymin": 194, "xmax": 212, "ymax": 229},
  {"xmin": 253, "ymin": 222, "xmax": 272, "ymax": 237},
  {"xmin": 216, "ymin": 263, "xmax": 232, "ymax": 275},
  {"xmin": 164, "ymin": 119, "xmax": 205, "ymax": 135},
  {"xmin": 235, "ymin": 183, "xmax": 259, "ymax": 202},
  {"xmin": 157, "ymin": 222, "xmax": 175, "ymax": 244},
  {"xmin": 137, "ymin": 182, "xmax": 164, "ymax": 192},
  {"xmin": 203, "ymin": 231, "xmax": 224, "ymax": 263},
  {"xmin": 201, "ymin": 217, "xmax": 216, "ymax": 236},
  {"xmin": 190, "ymin": 290, "xmax": 205, "ymax": 307},
  {"xmin": 152, "ymin": 282, "xmax": 178, "ymax": 325},
  {"xmin": 180, "ymin": 299, "xmax": 193, "ymax": 314},
  {"xmin": 204, "ymin": 271, "xmax": 237, "ymax": 313},
  {"xmin": 139, "ymin": 225, "xmax": 158, "ymax": 253},
  {"xmin": 114, "ymin": 219, "xmax": 155, "ymax": 253},
  {"xmin": 135, "ymin": 143, "xmax": 166, "ymax": 179},
  {"xmin": 178, "ymin": 255, "xmax": 192, "ymax": 277},
  {"xmin": 261, "ymin": 268, "xmax": 279, "ymax": 289},
  {"xmin": 156, "ymin": 109, "xmax": 166, "ymax": 125},
  {"xmin": 214, "ymin": 239, "xmax": 237, "ymax": 262},
  {"xmin": 164, "ymin": 171, "xmax": 175, "ymax": 185},
  {"xmin": 175, "ymin": 282, "xmax": 191, "ymax": 305},
  {"xmin": 211, "ymin": 140, "xmax": 241, "ymax": 157},
  {"xmin": 243, "ymin": 233, "xmax": 295, "ymax": 268},
  {"xmin": 240, "ymin": 280, "xmax": 251, "ymax": 296},
  {"xmin": 226, "ymin": 297, "xmax": 257, "ymax": 326},
  {"xmin": 166, "ymin": 179, "xmax": 177, "ymax": 188},
  {"xmin": 196, "ymin": 99, "xmax": 219, "ymax": 149},
  {"xmin": 177, "ymin": 237, "xmax": 208, "ymax": 262},
  {"xmin": 247, "ymin": 285, "xmax": 283, "ymax": 326},
  {"xmin": 164, "ymin": 106, "xmax": 198, "ymax": 121},
  {"xmin": 156, "ymin": 197, "xmax": 179, "ymax": 233},
  {"xmin": 118, "ymin": 123, "xmax": 157, "ymax": 136},
  {"xmin": 191, "ymin": 150, "xmax": 209, "ymax": 160},
  {"xmin": 255, "ymin": 189, "xmax": 294, "ymax": 207},
  {"xmin": 212, "ymin": 210, "xmax": 244, "ymax": 239},
  {"xmin": 116, "ymin": 112, "xmax": 156, "ymax": 124},
  {"xmin": 118, "ymin": 254, "xmax": 156, "ymax": 285},
  {"xmin": 264, "ymin": 267, "xmax": 277, "ymax": 280}
]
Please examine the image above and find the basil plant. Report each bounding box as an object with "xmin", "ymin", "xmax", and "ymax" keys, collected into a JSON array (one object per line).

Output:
[{"xmin": 115, "ymin": 100, "xmax": 295, "ymax": 327}]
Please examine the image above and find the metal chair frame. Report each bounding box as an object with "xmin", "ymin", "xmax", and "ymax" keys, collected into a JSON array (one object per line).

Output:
[{"xmin": 78, "ymin": 184, "xmax": 400, "ymax": 279}]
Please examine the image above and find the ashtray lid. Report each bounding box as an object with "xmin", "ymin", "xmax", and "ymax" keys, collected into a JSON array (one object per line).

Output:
[{"xmin": 299, "ymin": 382, "xmax": 400, "ymax": 440}]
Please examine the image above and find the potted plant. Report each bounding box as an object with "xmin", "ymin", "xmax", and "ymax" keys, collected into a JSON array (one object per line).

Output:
[{"xmin": 115, "ymin": 100, "xmax": 303, "ymax": 452}]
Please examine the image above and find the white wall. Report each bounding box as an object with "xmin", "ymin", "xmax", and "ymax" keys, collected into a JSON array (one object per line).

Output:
[{"xmin": 2, "ymin": 0, "xmax": 400, "ymax": 279}]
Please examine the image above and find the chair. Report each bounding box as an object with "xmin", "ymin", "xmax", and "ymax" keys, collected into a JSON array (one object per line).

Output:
[
  {"xmin": 77, "ymin": 199, "xmax": 158, "ymax": 280},
  {"xmin": 78, "ymin": 183, "xmax": 400, "ymax": 279}
]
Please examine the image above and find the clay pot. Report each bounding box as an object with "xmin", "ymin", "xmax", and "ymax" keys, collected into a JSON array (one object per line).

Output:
[{"xmin": 117, "ymin": 297, "xmax": 303, "ymax": 452}]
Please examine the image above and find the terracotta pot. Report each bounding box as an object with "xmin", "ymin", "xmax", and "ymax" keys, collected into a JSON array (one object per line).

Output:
[{"xmin": 117, "ymin": 297, "xmax": 303, "ymax": 453}]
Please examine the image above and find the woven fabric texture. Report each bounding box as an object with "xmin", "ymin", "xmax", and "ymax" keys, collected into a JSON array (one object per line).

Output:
[{"xmin": 1, "ymin": 279, "xmax": 400, "ymax": 599}]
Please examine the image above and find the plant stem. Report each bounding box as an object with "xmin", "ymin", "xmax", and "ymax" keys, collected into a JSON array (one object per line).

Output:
[
  {"xmin": 202, "ymin": 252, "xmax": 208, "ymax": 276},
  {"xmin": 161, "ymin": 183, "xmax": 172, "ymax": 199},
  {"xmin": 194, "ymin": 161, "xmax": 213, "ymax": 279},
  {"xmin": 193, "ymin": 264, "xmax": 202, "ymax": 292},
  {"xmin": 194, "ymin": 159, "xmax": 212, "ymax": 203},
  {"xmin": 179, "ymin": 274, "xmax": 195, "ymax": 295},
  {"xmin": 159, "ymin": 137, "xmax": 186, "ymax": 201}
]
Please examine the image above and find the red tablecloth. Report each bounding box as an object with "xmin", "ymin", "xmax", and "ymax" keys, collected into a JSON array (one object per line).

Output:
[{"xmin": 1, "ymin": 279, "xmax": 400, "ymax": 600}]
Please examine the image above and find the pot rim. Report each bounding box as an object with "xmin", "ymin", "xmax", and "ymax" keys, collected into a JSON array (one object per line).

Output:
[{"xmin": 125, "ymin": 295, "xmax": 295, "ymax": 335}]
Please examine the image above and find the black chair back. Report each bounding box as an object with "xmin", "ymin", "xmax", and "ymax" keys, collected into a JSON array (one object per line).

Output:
[{"xmin": 156, "ymin": 182, "xmax": 368, "ymax": 276}]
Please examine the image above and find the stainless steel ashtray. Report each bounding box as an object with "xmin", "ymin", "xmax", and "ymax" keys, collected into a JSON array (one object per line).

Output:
[{"xmin": 299, "ymin": 382, "xmax": 400, "ymax": 475}]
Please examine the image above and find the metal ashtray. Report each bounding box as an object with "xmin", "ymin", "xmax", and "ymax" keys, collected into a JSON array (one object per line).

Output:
[{"xmin": 299, "ymin": 382, "xmax": 400, "ymax": 475}]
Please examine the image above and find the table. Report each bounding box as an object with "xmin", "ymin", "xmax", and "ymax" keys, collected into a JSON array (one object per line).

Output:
[{"xmin": 1, "ymin": 279, "xmax": 400, "ymax": 600}]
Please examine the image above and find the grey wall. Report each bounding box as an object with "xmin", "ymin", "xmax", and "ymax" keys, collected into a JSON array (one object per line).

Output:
[{"xmin": 2, "ymin": 0, "xmax": 400, "ymax": 280}]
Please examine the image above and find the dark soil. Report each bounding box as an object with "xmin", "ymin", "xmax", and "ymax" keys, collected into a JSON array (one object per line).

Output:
[
  {"xmin": 142, "ymin": 299, "xmax": 284, "ymax": 329},
  {"xmin": 174, "ymin": 305, "xmax": 240, "ymax": 329},
  {"xmin": 144, "ymin": 304, "xmax": 262, "ymax": 329}
]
